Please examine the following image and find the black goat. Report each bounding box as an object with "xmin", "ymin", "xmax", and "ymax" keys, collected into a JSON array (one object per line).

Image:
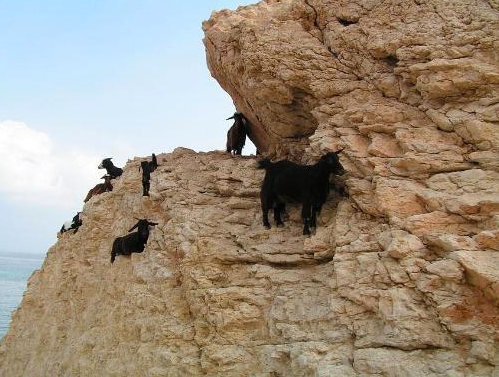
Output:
[
  {"xmin": 140, "ymin": 161, "xmax": 151, "ymax": 196},
  {"xmin": 84, "ymin": 175, "xmax": 113, "ymax": 202},
  {"xmin": 60, "ymin": 212, "xmax": 82, "ymax": 234},
  {"xmin": 226, "ymin": 112, "xmax": 247, "ymax": 155},
  {"xmin": 98, "ymin": 158, "xmax": 123, "ymax": 179},
  {"xmin": 151, "ymin": 153, "xmax": 158, "ymax": 172},
  {"xmin": 258, "ymin": 151, "xmax": 346, "ymax": 235},
  {"xmin": 110, "ymin": 219, "xmax": 158, "ymax": 263},
  {"xmin": 139, "ymin": 154, "xmax": 158, "ymax": 196}
]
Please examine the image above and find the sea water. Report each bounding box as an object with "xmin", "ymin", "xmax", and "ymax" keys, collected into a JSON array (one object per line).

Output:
[{"xmin": 0, "ymin": 252, "xmax": 44, "ymax": 339}]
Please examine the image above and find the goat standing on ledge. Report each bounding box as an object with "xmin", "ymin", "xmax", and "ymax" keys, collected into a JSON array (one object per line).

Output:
[
  {"xmin": 84, "ymin": 175, "xmax": 113, "ymax": 203},
  {"xmin": 150, "ymin": 153, "xmax": 158, "ymax": 171},
  {"xmin": 258, "ymin": 151, "xmax": 346, "ymax": 235},
  {"xmin": 140, "ymin": 153, "xmax": 158, "ymax": 196},
  {"xmin": 98, "ymin": 158, "xmax": 123, "ymax": 178},
  {"xmin": 226, "ymin": 112, "xmax": 248, "ymax": 155},
  {"xmin": 110, "ymin": 219, "xmax": 158, "ymax": 263}
]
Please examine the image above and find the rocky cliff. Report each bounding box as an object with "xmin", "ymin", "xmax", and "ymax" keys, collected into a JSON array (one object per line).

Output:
[{"xmin": 1, "ymin": 0, "xmax": 499, "ymax": 376}]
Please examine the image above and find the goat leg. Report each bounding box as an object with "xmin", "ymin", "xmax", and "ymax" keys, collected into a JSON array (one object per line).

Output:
[
  {"xmin": 310, "ymin": 207, "xmax": 318, "ymax": 229},
  {"xmin": 301, "ymin": 201, "xmax": 312, "ymax": 236},
  {"xmin": 274, "ymin": 202, "xmax": 285, "ymax": 227},
  {"xmin": 261, "ymin": 201, "xmax": 271, "ymax": 229},
  {"xmin": 262, "ymin": 208, "xmax": 271, "ymax": 229},
  {"xmin": 261, "ymin": 189, "xmax": 273, "ymax": 229},
  {"xmin": 143, "ymin": 182, "xmax": 150, "ymax": 196},
  {"xmin": 111, "ymin": 241, "xmax": 118, "ymax": 264},
  {"xmin": 303, "ymin": 219, "xmax": 311, "ymax": 236}
]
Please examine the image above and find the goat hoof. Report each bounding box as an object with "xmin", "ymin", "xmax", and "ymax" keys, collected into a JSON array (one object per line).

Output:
[
  {"xmin": 264, "ymin": 224, "xmax": 271, "ymax": 230},
  {"xmin": 276, "ymin": 221, "xmax": 284, "ymax": 227}
]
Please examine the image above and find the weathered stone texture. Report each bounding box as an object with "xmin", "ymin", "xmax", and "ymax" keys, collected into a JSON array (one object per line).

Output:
[{"xmin": 1, "ymin": 0, "xmax": 499, "ymax": 375}]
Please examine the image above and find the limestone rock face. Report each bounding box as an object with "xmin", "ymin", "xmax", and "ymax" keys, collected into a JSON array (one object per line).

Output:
[
  {"xmin": 203, "ymin": 0, "xmax": 499, "ymax": 162},
  {"xmin": 201, "ymin": 0, "xmax": 499, "ymax": 374},
  {"xmin": 1, "ymin": 0, "xmax": 499, "ymax": 376}
]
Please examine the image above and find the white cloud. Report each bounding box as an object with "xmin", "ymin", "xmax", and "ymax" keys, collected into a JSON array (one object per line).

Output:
[{"xmin": 0, "ymin": 120, "xmax": 104, "ymax": 208}]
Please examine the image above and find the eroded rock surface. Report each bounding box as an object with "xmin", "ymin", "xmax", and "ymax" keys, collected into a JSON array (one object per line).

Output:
[
  {"xmin": 201, "ymin": 0, "xmax": 499, "ymax": 374},
  {"xmin": 1, "ymin": 0, "xmax": 499, "ymax": 375}
]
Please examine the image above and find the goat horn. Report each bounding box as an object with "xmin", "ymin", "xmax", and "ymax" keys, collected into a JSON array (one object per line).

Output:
[{"xmin": 335, "ymin": 148, "xmax": 345, "ymax": 154}]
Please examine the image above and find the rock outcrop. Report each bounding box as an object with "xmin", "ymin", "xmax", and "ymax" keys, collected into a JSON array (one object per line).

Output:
[{"xmin": 1, "ymin": 0, "xmax": 499, "ymax": 375}]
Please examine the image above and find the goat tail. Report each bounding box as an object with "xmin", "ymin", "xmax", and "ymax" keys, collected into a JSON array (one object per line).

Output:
[
  {"xmin": 257, "ymin": 158, "xmax": 273, "ymax": 170},
  {"xmin": 111, "ymin": 249, "xmax": 117, "ymax": 264}
]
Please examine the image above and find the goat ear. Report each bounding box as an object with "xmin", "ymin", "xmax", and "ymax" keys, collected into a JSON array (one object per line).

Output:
[
  {"xmin": 226, "ymin": 116, "xmax": 234, "ymax": 120},
  {"xmin": 335, "ymin": 148, "xmax": 344, "ymax": 154},
  {"xmin": 148, "ymin": 221, "xmax": 158, "ymax": 226},
  {"xmin": 128, "ymin": 221, "xmax": 140, "ymax": 232}
]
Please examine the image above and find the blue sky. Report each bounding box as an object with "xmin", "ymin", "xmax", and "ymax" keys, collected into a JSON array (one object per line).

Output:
[{"xmin": 0, "ymin": 0, "xmax": 255, "ymax": 254}]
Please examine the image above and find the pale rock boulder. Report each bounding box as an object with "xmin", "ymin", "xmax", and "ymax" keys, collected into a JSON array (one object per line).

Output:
[
  {"xmin": 378, "ymin": 229, "xmax": 426, "ymax": 259},
  {"xmin": 426, "ymin": 109, "xmax": 455, "ymax": 132},
  {"xmin": 475, "ymin": 230, "xmax": 499, "ymax": 251},
  {"xmin": 425, "ymin": 259, "xmax": 464, "ymax": 282},
  {"xmin": 424, "ymin": 233, "xmax": 478, "ymax": 253},
  {"xmin": 469, "ymin": 340, "xmax": 498, "ymax": 364},
  {"xmin": 374, "ymin": 178, "xmax": 427, "ymax": 218},
  {"xmin": 451, "ymin": 250, "xmax": 499, "ymax": 303},
  {"xmin": 468, "ymin": 151, "xmax": 499, "ymax": 171}
]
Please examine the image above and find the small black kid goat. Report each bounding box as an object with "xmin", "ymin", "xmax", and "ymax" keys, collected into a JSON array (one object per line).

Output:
[
  {"xmin": 140, "ymin": 153, "xmax": 158, "ymax": 196},
  {"xmin": 258, "ymin": 150, "xmax": 346, "ymax": 235},
  {"xmin": 98, "ymin": 158, "xmax": 123, "ymax": 179},
  {"xmin": 110, "ymin": 219, "xmax": 158, "ymax": 263}
]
